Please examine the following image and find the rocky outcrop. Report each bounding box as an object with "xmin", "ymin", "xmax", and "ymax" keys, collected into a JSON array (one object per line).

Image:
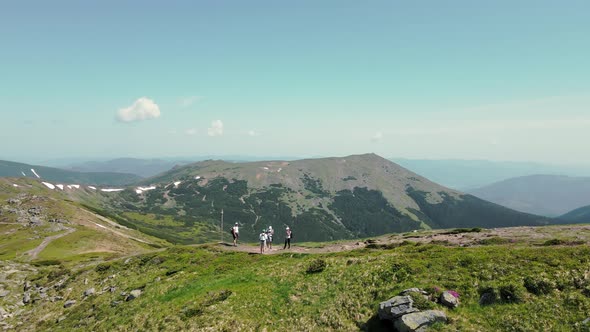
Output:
[
  {"xmin": 394, "ymin": 310, "xmax": 447, "ymax": 332},
  {"xmin": 125, "ymin": 289, "xmax": 142, "ymax": 301},
  {"xmin": 378, "ymin": 296, "xmax": 419, "ymax": 320},
  {"xmin": 378, "ymin": 288, "xmax": 450, "ymax": 331}
]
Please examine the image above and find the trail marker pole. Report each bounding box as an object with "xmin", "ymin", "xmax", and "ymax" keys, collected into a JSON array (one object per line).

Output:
[{"xmin": 221, "ymin": 209, "xmax": 224, "ymax": 244}]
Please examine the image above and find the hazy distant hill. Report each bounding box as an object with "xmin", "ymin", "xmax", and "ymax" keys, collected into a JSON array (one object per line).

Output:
[
  {"xmin": 0, "ymin": 160, "xmax": 142, "ymax": 186},
  {"xmin": 88, "ymin": 153, "xmax": 551, "ymax": 244},
  {"xmin": 560, "ymin": 205, "xmax": 590, "ymax": 223},
  {"xmin": 67, "ymin": 158, "xmax": 187, "ymax": 178},
  {"xmin": 470, "ymin": 175, "xmax": 590, "ymax": 217},
  {"xmin": 393, "ymin": 158, "xmax": 590, "ymax": 190}
]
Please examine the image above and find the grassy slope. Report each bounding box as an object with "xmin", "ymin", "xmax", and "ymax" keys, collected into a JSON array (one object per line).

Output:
[
  {"xmin": 0, "ymin": 178, "xmax": 168, "ymax": 263},
  {"xmin": 8, "ymin": 236, "xmax": 590, "ymax": 332}
]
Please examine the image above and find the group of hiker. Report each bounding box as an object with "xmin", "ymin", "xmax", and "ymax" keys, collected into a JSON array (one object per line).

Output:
[{"xmin": 229, "ymin": 222, "xmax": 293, "ymax": 254}]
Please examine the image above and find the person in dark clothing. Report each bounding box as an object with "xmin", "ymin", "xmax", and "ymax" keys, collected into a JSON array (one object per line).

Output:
[{"xmin": 283, "ymin": 227, "xmax": 292, "ymax": 249}]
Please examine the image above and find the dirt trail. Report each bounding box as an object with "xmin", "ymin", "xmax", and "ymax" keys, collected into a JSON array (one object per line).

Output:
[
  {"xmin": 217, "ymin": 224, "xmax": 590, "ymax": 255},
  {"xmin": 25, "ymin": 227, "xmax": 75, "ymax": 260}
]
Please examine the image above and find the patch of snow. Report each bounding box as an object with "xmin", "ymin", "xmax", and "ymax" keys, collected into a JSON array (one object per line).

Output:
[
  {"xmin": 94, "ymin": 223, "xmax": 107, "ymax": 229},
  {"xmin": 135, "ymin": 189, "xmax": 143, "ymax": 194},
  {"xmin": 42, "ymin": 182, "xmax": 55, "ymax": 189},
  {"xmin": 277, "ymin": 168, "xmax": 282, "ymax": 173},
  {"xmin": 88, "ymin": 186, "xmax": 97, "ymax": 190},
  {"xmin": 21, "ymin": 171, "xmax": 26, "ymax": 177},
  {"xmin": 137, "ymin": 186, "xmax": 156, "ymax": 191},
  {"xmin": 174, "ymin": 181, "xmax": 182, "ymax": 187},
  {"xmin": 30, "ymin": 169, "xmax": 41, "ymax": 179},
  {"xmin": 70, "ymin": 184, "xmax": 80, "ymax": 189},
  {"xmin": 263, "ymin": 167, "xmax": 269, "ymax": 170},
  {"xmin": 12, "ymin": 184, "xmax": 19, "ymax": 187},
  {"xmin": 67, "ymin": 185, "xmax": 72, "ymax": 189},
  {"xmin": 56, "ymin": 184, "xmax": 64, "ymax": 190},
  {"xmin": 101, "ymin": 188, "xmax": 124, "ymax": 192},
  {"xmin": 195, "ymin": 176, "xmax": 201, "ymax": 180}
]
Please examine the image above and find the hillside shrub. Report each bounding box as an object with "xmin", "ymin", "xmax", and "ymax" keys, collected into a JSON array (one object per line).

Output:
[
  {"xmin": 478, "ymin": 237, "xmax": 510, "ymax": 245},
  {"xmin": 306, "ymin": 259, "xmax": 327, "ymax": 274},
  {"xmin": 407, "ymin": 291, "xmax": 436, "ymax": 310},
  {"xmin": 499, "ymin": 282, "xmax": 525, "ymax": 303},
  {"xmin": 478, "ymin": 285, "xmax": 498, "ymax": 306},
  {"xmin": 524, "ymin": 275, "xmax": 555, "ymax": 295}
]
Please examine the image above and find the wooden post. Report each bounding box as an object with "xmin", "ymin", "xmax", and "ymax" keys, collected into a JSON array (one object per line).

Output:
[{"xmin": 221, "ymin": 209, "xmax": 224, "ymax": 244}]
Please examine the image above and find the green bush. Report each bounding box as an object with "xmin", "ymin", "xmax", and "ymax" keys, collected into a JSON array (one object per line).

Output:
[
  {"xmin": 478, "ymin": 285, "xmax": 498, "ymax": 306},
  {"xmin": 499, "ymin": 282, "xmax": 525, "ymax": 303},
  {"xmin": 407, "ymin": 292, "xmax": 436, "ymax": 310},
  {"xmin": 306, "ymin": 259, "xmax": 327, "ymax": 274},
  {"xmin": 524, "ymin": 275, "xmax": 555, "ymax": 295}
]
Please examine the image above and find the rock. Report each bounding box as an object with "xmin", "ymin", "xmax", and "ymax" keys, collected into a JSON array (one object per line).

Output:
[
  {"xmin": 124, "ymin": 258, "xmax": 132, "ymax": 265},
  {"xmin": 109, "ymin": 286, "xmax": 116, "ymax": 293},
  {"xmin": 27, "ymin": 207, "xmax": 42, "ymax": 216},
  {"xmin": 378, "ymin": 295, "xmax": 419, "ymax": 321},
  {"xmin": 28, "ymin": 217, "xmax": 43, "ymax": 226},
  {"xmin": 125, "ymin": 289, "xmax": 142, "ymax": 301},
  {"xmin": 63, "ymin": 300, "xmax": 76, "ymax": 308},
  {"xmin": 110, "ymin": 301, "xmax": 121, "ymax": 307},
  {"xmin": 394, "ymin": 310, "xmax": 447, "ymax": 332},
  {"xmin": 0, "ymin": 290, "xmax": 9, "ymax": 298},
  {"xmin": 49, "ymin": 218, "xmax": 69, "ymax": 224},
  {"xmin": 0, "ymin": 306, "xmax": 8, "ymax": 319},
  {"xmin": 582, "ymin": 317, "xmax": 590, "ymax": 325},
  {"xmin": 22, "ymin": 292, "xmax": 30, "ymax": 304},
  {"xmin": 83, "ymin": 288, "xmax": 95, "ymax": 297},
  {"xmin": 84, "ymin": 278, "xmax": 88, "ymax": 285},
  {"xmin": 23, "ymin": 281, "xmax": 31, "ymax": 292},
  {"xmin": 440, "ymin": 291, "xmax": 459, "ymax": 308},
  {"xmin": 56, "ymin": 316, "xmax": 66, "ymax": 323},
  {"xmin": 400, "ymin": 288, "xmax": 428, "ymax": 296}
]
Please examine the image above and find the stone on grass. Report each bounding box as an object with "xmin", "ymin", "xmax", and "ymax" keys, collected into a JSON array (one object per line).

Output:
[
  {"xmin": 84, "ymin": 288, "xmax": 95, "ymax": 297},
  {"xmin": 125, "ymin": 289, "xmax": 142, "ymax": 301},
  {"xmin": 394, "ymin": 310, "xmax": 447, "ymax": 332},
  {"xmin": 63, "ymin": 300, "xmax": 76, "ymax": 308},
  {"xmin": 378, "ymin": 295, "xmax": 419, "ymax": 321},
  {"xmin": 400, "ymin": 288, "xmax": 428, "ymax": 296},
  {"xmin": 440, "ymin": 291, "xmax": 459, "ymax": 308},
  {"xmin": 22, "ymin": 293, "xmax": 31, "ymax": 304},
  {"xmin": 0, "ymin": 290, "xmax": 9, "ymax": 298}
]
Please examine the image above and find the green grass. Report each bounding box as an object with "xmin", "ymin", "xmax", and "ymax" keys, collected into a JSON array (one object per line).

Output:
[{"xmin": 10, "ymin": 242, "xmax": 590, "ymax": 331}]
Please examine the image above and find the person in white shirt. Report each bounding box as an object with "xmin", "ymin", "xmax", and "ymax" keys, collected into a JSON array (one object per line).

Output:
[
  {"xmin": 231, "ymin": 222, "xmax": 239, "ymax": 247},
  {"xmin": 259, "ymin": 229, "xmax": 268, "ymax": 254}
]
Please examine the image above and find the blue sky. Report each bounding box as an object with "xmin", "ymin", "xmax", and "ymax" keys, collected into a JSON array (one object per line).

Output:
[{"xmin": 1, "ymin": 1, "xmax": 589, "ymax": 164}]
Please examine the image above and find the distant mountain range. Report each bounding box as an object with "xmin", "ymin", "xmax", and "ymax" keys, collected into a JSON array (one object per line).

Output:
[
  {"xmin": 66, "ymin": 158, "xmax": 190, "ymax": 178},
  {"xmin": 560, "ymin": 205, "xmax": 590, "ymax": 223},
  {"xmin": 0, "ymin": 160, "xmax": 142, "ymax": 186},
  {"xmin": 470, "ymin": 175, "xmax": 590, "ymax": 217},
  {"xmin": 80, "ymin": 153, "xmax": 553, "ymax": 244},
  {"xmin": 392, "ymin": 158, "xmax": 590, "ymax": 190}
]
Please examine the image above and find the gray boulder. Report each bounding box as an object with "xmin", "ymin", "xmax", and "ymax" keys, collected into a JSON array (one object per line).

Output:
[
  {"xmin": 394, "ymin": 310, "xmax": 447, "ymax": 332},
  {"xmin": 0, "ymin": 290, "xmax": 9, "ymax": 298},
  {"xmin": 125, "ymin": 289, "xmax": 142, "ymax": 301},
  {"xmin": 63, "ymin": 300, "xmax": 76, "ymax": 308},
  {"xmin": 378, "ymin": 295, "xmax": 419, "ymax": 321},
  {"xmin": 440, "ymin": 291, "xmax": 459, "ymax": 308},
  {"xmin": 400, "ymin": 288, "xmax": 428, "ymax": 296},
  {"xmin": 22, "ymin": 292, "xmax": 31, "ymax": 304},
  {"xmin": 83, "ymin": 288, "xmax": 95, "ymax": 297},
  {"xmin": 23, "ymin": 281, "xmax": 31, "ymax": 292}
]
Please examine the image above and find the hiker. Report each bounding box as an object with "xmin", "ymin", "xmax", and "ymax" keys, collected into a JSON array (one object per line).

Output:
[
  {"xmin": 266, "ymin": 226, "xmax": 274, "ymax": 250},
  {"xmin": 231, "ymin": 222, "xmax": 239, "ymax": 246},
  {"xmin": 283, "ymin": 226, "xmax": 292, "ymax": 249},
  {"xmin": 259, "ymin": 229, "xmax": 267, "ymax": 254}
]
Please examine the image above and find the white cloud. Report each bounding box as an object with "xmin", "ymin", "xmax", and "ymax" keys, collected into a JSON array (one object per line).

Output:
[
  {"xmin": 116, "ymin": 97, "xmax": 161, "ymax": 122},
  {"xmin": 208, "ymin": 120, "xmax": 223, "ymax": 136},
  {"xmin": 371, "ymin": 131, "xmax": 383, "ymax": 142},
  {"xmin": 185, "ymin": 128, "xmax": 198, "ymax": 136},
  {"xmin": 247, "ymin": 130, "xmax": 260, "ymax": 137},
  {"xmin": 179, "ymin": 96, "xmax": 203, "ymax": 108}
]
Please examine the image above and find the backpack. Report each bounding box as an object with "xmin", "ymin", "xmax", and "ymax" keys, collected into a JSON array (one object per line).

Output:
[
  {"xmin": 229, "ymin": 228, "xmax": 234, "ymax": 235},
  {"xmin": 259, "ymin": 233, "xmax": 266, "ymax": 241}
]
